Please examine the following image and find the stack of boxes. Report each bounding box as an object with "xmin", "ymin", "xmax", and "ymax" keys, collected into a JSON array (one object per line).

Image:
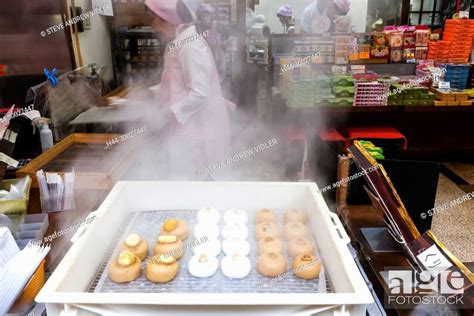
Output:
[
  {"xmin": 443, "ymin": 19, "xmax": 474, "ymax": 63},
  {"xmin": 385, "ymin": 27, "xmax": 423, "ymax": 63},
  {"xmin": 427, "ymin": 40, "xmax": 450, "ymax": 62},
  {"xmin": 315, "ymin": 75, "xmax": 335, "ymax": 106},
  {"xmin": 334, "ymin": 75, "xmax": 354, "ymax": 106},
  {"xmin": 434, "ymin": 89, "xmax": 471, "ymax": 106},
  {"xmin": 442, "ymin": 64, "xmax": 470, "ymax": 90},
  {"xmin": 334, "ymin": 36, "xmax": 351, "ymax": 65},
  {"xmin": 401, "ymin": 28, "xmax": 416, "ymax": 63},
  {"xmin": 295, "ymin": 38, "xmax": 334, "ymax": 64},
  {"xmin": 284, "ymin": 78, "xmax": 317, "ymax": 108},
  {"xmin": 387, "ymin": 84, "xmax": 433, "ymax": 106},
  {"xmin": 359, "ymin": 140, "xmax": 385, "ymax": 159},
  {"xmin": 372, "ymin": 33, "xmax": 389, "ymax": 61},
  {"xmin": 354, "ymin": 81, "xmax": 389, "ymax": 106},
  {"xmin": 414, "ymin": 29, "xmax": 429, "ymax": 60}
]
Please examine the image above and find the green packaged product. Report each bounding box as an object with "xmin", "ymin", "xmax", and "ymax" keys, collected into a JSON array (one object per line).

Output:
[
  {"xmin": 404, "ymin": 100, "xmax": 419, "ymax": 106},
  {"xmin": 335, "ymin": 97, "xmax": 354, "ymax": 106},
  {"xmin": 334, "ymin": 75, "xmax": 354, "ymax": 86},
  {"xmin": 404, "ymin": 94, "xmax": 420, "ymax": 101},
  {"xmin": 315, "ymin": 97, "xmax": 335, "ymax": 106},
  {"xmin": 388, "ymin": 93, "xmax": 403, "ymax": 101},
  {"xmin": 334, "ymin": 86, "xmax": 355, "ymax": 98},
  {"xmin": 390, "ymin": 83, "xmax": 413, "ymax": 95},
  {"xmin": 315, "ymin": 76, "xmax": 333, "ymax": 95},
  {"xmin": 315, "ymin": 75, "xmax": 333, "ymax": 85},
  {"xmin": 388, "ymin": 99, "xmax": 403, "ymax": 106},
  {"xmin": 405, "ymin": 88, "xmax": 420, "ymax": 95},
  {"xmin": 416, "ymin": 87, "xmax": 429, "ymax": 94},
  {"xmin": 390, "ymin": 83, "xmax": 405, "ymax": 94},
  {"xmin": 418, "ymin": 100, "xmax": 434, "ymax": 106},
  {"xmin": 366, "ymin": 147, "xmax": 384, "ymax": 155},
  {"xmin": 419, "ymin": 92, "xmax": 435, "ymax": 100},
  {"xmin": 359, "ymin": 140, "xmax": 373, "ymax": 147}
]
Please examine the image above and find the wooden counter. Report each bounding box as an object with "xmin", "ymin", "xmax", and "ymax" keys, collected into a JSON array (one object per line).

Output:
[{"xmin": 338, "ymin": 204, "xmax": 473, "ymax": 315}]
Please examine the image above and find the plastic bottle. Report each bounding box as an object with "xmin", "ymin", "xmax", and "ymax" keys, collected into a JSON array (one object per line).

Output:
[{"xmin": 33, "ymin": 118, "xmax": 53, "ymax": 152}]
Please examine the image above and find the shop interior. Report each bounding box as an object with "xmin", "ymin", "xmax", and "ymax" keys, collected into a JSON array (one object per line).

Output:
[{"xmin": 0, "ymin": 0, "xmax": 473, "ymax": 315}]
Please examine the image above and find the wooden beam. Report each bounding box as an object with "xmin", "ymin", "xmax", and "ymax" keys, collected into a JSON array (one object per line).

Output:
[
  {"xmin": 401, "ymin": 0, "xmax": 411, "ymax": 25},
  {"xmin": 59, "ymin": 0, "xmax": 76, "ymax": 69}
]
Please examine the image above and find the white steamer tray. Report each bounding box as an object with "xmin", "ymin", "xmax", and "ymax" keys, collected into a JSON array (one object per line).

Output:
[{"xmin": 36, "ymin": 182, "xmax": 373, "ymax": 315}]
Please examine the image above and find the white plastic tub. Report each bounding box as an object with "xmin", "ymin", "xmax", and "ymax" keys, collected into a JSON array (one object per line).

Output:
[{"xmin": 36, "ymin": 181, "xmax": 373, "ymax": 315}]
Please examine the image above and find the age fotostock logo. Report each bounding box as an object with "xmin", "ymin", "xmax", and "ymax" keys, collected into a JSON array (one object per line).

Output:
[{"xmin": 387, "ymin": 269, "xmax": 465, "ymax": 307}]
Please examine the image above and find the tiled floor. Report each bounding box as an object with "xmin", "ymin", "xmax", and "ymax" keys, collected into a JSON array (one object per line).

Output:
[
  {"xmin": 431, "ymin": 173, "xmax": 474, "ymax": 263},
  {"xmin": 443, "ymin": 162, "xmax": 474, "ymax": 184}
]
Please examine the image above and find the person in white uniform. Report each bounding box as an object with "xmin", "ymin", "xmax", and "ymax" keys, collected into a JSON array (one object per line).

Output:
[
  {"xmin": 301, "ymin": 0, "xmax": 350, "ymax": 33},
  {"xmin": 276, "ymin": 5, "xmax": 295, "ymax": 34}
]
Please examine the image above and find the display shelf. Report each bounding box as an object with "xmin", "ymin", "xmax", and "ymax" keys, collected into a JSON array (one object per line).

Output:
[
  {"xmin": 274, "ymin": 56, "xmax": 407, "ymax": 66},
  {"xmin": 111, "ymin": 26, "xmax": 164, "ymax": 86},
  {"xmin": 284, "ymin": 103, "xmax": 474, "ymax": 113},
  {"xmin": 403, "ymin": 105, "xmax": 474, "ymax": 112}
]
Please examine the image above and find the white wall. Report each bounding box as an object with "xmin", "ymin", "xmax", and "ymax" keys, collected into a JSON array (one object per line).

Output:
[
  {"xmin": 254, "ymin": 0, "xmax": 368, "ymax": 33},
  {"xmin": 67, "ymin": 0, "xmax": 114, "ymax": 82},
  {"xmin": 348, "ymin": 0, "xmax": 368, "ymax": 33}
]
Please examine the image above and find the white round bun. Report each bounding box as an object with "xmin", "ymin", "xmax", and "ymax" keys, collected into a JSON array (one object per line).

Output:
[
  {"xmin": 192, "ymin": 238, "xmax": 221, "ymax": 257},
  {"xmin": 194, "ymin": 223, "xmax": 220, "ymax": 240},
  {"xmin": 222, "ymin": 222, "xmax": 248, "ymax": 240},
  {"xmin": 224, "ymin": 208, "xmax": 248, "ymax": 224},
  {"xmin": 197, "ymin": 207, "xmax": 221, "ymax": 224},
  {"xmin": 222, "ymin": 238, "xmax": 250, "ymax": 256},
  {"xmin": 221, "ymin": 253, "xmax": 251, "ymax": 278},
  {"xmin": 188, "ymin": 252, "xmax": 219, "ymax": 278}
]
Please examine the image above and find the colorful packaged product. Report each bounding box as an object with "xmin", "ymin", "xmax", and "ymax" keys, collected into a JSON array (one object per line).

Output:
[
  {"xmin": 335, "ymin": 97, "xmax": 354, "ymax": 106},
  {"xmin": 403, "ymin": 32, "xmax": 416, "ymax": 48},
  {"xmin": 403, "ymin": 48, "xmax": 416, "ymax": 63},
  {"xmin": 334, "ymin": 75, "xmax": 354, "ymax": 86},
  {"xmin": 334, "ymin": 86, "xmax": 355, "ymax": 97},
  {"xmin": 371, "ymin": 45, "xmax": 389, "ymax": 58},
  {"xmin": 315, "ymin": 97, "xmax": 336, "ymax": 106},
  {"xmin": 415, "ymin": 47, "xmax": 428, "ymax": 60},
  {"xmin": 390, "ymin": 49, "xmax": 403, "ymax": 63},
  {"xmin": 335, "ymin": 51, "xmax": 349, "ymax": 64},
  {"xmin": 334, "ymin": 35, "xmax": 351, "ymax": 45},
  {"xmin": 349, "ymin": 37, "xmax": 359, "ymax": 61},
  {"xmin": 415, "ymin": 29, "xmax": 430, "ymax": 46},
  {"xmin": 373, "ymin": 33, "xmax": 386, "ymax": 45},
  {"xmin": 358, "ymin": 44, "xmax": 371, "ymax": 59},
  {"xmin": 388, "ymin": 32, "xmax": 403, "ymax": 48}
]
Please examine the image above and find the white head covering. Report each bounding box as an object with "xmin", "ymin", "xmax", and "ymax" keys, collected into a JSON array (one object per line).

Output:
[
  {"xmin": 182, "ymin": 0, "xmax": 201, "ymax": 21},
  {"xmin": 145, "ymin": 0, "xmax": 201, "ymax": 24}
]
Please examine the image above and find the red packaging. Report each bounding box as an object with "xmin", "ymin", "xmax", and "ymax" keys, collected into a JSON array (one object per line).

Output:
[
  {"xmin": 403, "ymin": 32, "xmax": 416, "ymax": 48},
  {"xmin": 415, "ymin": 47, "xmax": 428, "ymax": 60}
]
